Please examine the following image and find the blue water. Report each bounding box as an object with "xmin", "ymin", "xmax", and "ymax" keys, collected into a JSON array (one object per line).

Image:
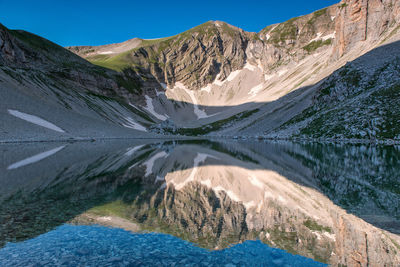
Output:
[{"xmin": 0, "ymin": 224, "xmax": 326, "ymax": 266}]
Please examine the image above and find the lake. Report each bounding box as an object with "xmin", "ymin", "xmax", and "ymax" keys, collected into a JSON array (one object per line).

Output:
[{"xmin": 0, "ymin": 139, "xmax": 399, "ymax": 266}]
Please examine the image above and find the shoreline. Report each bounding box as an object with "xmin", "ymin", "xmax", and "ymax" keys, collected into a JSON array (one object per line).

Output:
[{"xmin": 1, "ymin": 134, "xmax": 400, "ymax": 145}]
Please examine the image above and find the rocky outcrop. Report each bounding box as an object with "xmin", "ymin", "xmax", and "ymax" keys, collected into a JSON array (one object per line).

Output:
[
  {"xmin": 333, "ymin": 0, "xmax": 400, "ymax": 58},
  {"xmin": 249, "ymin": 5, "xmax": 337, "ymax": 71},
  {"xmin": 0, "ymin": 24, "xmax": 27, "ymax": 65},
  {"xmin": 123, "ymin": 21, "xmax": 251, "ymax": 90}
]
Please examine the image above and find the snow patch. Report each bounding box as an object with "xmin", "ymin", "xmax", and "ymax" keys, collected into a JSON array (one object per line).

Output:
[
  {"xmin": 98, "ymin": 51, "xmax": 113, "ymax": 55},
  {"xmin": 173, "ymin": 153, "xmax": 211, "ymax": 190},
  {"xmin": 200, "ymin": 84, "xmax": 212, "ymax": 93},
  {"xmin": 200, "ymin": 179, "xmax": 212, "ymax": 188},
  {"xmin": 160, "ymin": 83, "xmax": 167, "ymax": 89},
  {"xmin": 122, "ymin": 117, "xmax": 147, "ymax": 132},
  {"xmin": 142, "ymin": 151, "xmax": 168, "ymax": 177},
  {"xmin": 309, "ymin": 32, "xmax": 323, "ymax": 43},
  {"xmin": 322, "ymin": 32, "xmax": 336, "ymax": 41},
  {"xmin": 244, "ymin": 201, "xmax": 256, "ymax": 209},
  {"xmin": 125, "ymin": 145, "xmax": 145, "ymax": 156},
  {"xmin": 7, "ymin": 145, "xmax": 66, "ymax": 170},
  {"xmin": 214, "ymin": 74, "xmax": 225, "ymax": 86},
  {"xmin": 154, "ymin": 175, "xmax": 165, "ymax": 184},
  {"xmin": 98, "ymin": 216, "xmax": 112, "ymax": 222},
  {"xmin": 248, "ymin": 83, "xmax": 265, "ymax": 98},
  {"xmin": 309, "ymin": 32, "xmax": 336, "ymax": 43},
  {"xmin": 212, "ymin": 67, "xmax": 246, "ymax": 86},
  {"xmin": 214, "ymin": 185, "xmax": 241, "ymax": 202},
  {"xmin": 8, "ymin": 109, "xmax": 65, "ymax": 133},
  {"xmin": 264, "ymin": 73, "xmax": 275, "ymax": 80},
  {"xmin": 323, "ymin": 232, "xmax": 336, "ymax": 240},
  {"xmin": 278, "ymin": 69, "xmax": 288, "ymax": 77},
  {"xmin": 244, "ymin": 63, "xmax": 257, "ymax": 71},
  {"xmin": 143, "ymin": 95, "xmax": 169, "ymax": 121},
  {"xmin": 170, "ymin": 153, "xmax": 220, "ymax": 190},
  {"xmin": 159, "ymin": 182, "xmax": 167, "ymax": 190},
  {"xmin": 226, "ymin": 69, "xmax": 242, "ymax": 81},
  {"xmin": 312, "ymin": 231, "xmax": 322, "ymax": 240},
  {"xmin": 176, "ymin": 82, "xmax": 215, "ymax": 119},
  {"xmin": 277, "ymin": 195, "xmax": 287, "ymax": 204},
  {"xmin": 248, "ymin": 175, "xmax": 264, "ymax": 189}
]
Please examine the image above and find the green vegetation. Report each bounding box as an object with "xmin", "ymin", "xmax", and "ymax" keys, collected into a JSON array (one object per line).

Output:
[
  {"xmin": 303, "ymin": 38, "xmax": 332, "ymax": 53},
  {"xmin": 307, "ymin": 8, "xmax": 328, "ymax": 27},
  {"xmin": 9, "ymin": 30, "xmax": 65, "ymax": 54},
  {"xmin": 171, "ymin": 109, "xmax": 260, "ymax": 136},
  {"xmin": 380, "ymin": 24, "xmax": 400, "ymax": 45},
  {"xmin": 269, "ymin": 17, "xmax": 299, "ymax": 45},
  {"xmin": 313, "ymin": 8, "xmax": 327, "ymax": 18},
  {"xmin": 88, "ymin": 51, "xmax": 135, "ymax": 72},
  {"xmin": 338, "ymin": 66, "xmax": 362, "ymax": 87},
  {"xmin": 260, "ymin": 25, "xmax": 274, "ymax": 35},
  {"xmin": 387, "ymin": 235, "xmax": 400, "ymax": 250},
  {"xmin": 372, "ymin": 84, "xmax": 400, "ymax": 139},
  {"xmin": 299, "ymin": 110, "xmax": 345, "ymax": 137},
  {"xmin": 115, "ymin": 74, "xmax": 142, "ymax": 94},
  {"xmin": 339, "ymin": 3, "xmax": 348, "ymax": 9},
  {"xmin": 88, "ymin": 200, "xmax": 130, "ymax": 218},
  {"xmin": 268, "ymin": 226, "xmax": 299, "ymax": 255},
  {"xmin": 303, "ymin": 219, "xmax": 332, "ymax": 233}
]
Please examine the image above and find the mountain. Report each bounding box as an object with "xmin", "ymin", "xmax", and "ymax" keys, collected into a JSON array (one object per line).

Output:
[
  {"xmin": 1, "ymin": 0, "xmax": 400, "ymax": 141},
  {"xmin": 0, "ymin": 24, "xmax": 156, "ymax": 142}
]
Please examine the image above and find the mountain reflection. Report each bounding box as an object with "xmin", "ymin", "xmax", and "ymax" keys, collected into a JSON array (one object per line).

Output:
[{"xmin": 0, "ymin": 140, "xmax": 399, "ymax": 266}]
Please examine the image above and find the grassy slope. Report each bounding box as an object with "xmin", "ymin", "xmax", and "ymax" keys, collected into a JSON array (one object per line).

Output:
[{"xmin": 86, "ymin": 21, "xmax": 242, "ymax": 72}]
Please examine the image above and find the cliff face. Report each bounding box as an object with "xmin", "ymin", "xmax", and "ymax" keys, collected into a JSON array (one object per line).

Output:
[
  {"xmin": 333, "ymin": 0, "xmax": 400, "ymax": 58},
  {"xmin": 249, "ymin": 5, "xmax": 337, "ymax": 71}
]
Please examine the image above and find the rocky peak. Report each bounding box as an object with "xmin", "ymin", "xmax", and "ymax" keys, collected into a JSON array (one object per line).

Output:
[{"xmin": 126, "ymin": 21, "xmax": 251, "ymax": 90}]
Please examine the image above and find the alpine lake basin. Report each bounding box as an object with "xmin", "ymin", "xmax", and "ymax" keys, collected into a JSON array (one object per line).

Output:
[{"xmin": 0, "ymin": 139, "xmax": 399, "ymax": 266}]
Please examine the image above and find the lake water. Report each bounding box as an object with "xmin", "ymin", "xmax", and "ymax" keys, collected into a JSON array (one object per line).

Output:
[{"xmin": 0, "ymin": 139, "xmax": 399, "ymax": 266}]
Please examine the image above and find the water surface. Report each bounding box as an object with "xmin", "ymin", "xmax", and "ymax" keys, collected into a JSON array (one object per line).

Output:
[{"xmin": 0, "ymin": 139, "xmax": 399, "ymax": 266}]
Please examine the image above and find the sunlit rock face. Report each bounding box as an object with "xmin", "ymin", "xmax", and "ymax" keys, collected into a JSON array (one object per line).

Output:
[{"xmin": 1, "ymin": 140, "xmax": 400, "ymax": 266}]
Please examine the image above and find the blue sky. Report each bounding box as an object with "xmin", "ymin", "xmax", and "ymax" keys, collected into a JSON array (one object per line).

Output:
[{"xmin": 0, "ymin": 0, "xmax": 339, "ymax": 47}]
